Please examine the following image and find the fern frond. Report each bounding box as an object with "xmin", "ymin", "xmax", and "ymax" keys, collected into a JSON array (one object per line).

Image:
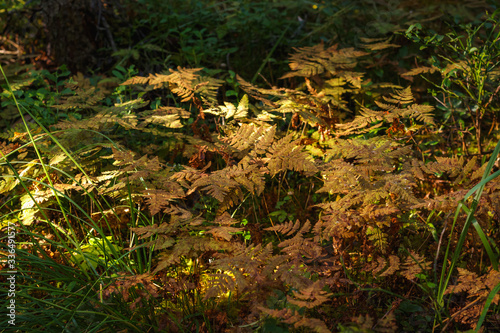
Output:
[
  {"xmin": 401, "ymin": 66, "xmax": 438, "ymax": 78},
  {"xmin": 222, "ymin": 123, "xmax": 271, "ymax": 153},
  {"xmin": 419, "ymin": 156, "xmax": 465, "ymax": 178},
  {"xmin": 266, "ymin": 133, "xmax": 318, "ymax": 176},
  {"xmin": 335, "ymin": 86, "xmax": 434, "ymax": 136},
  {"xmin": 141, "ymin": 106, "xmax": 190, "ymax": 128},
  {"xmin": 259, "ymin": 307, "xmax": 331, "ymax": 333},
  {"xmin": 122, "ymin": 67, "xmax": 223, "ymax": 105},
  {"xmin": 287, "ymin": 281, "xmax": 331, "ymax": 309},
  {"xmin": 402, "ymin": 103, "xmax": 435, "ymax": 125},
  {"xmin": 143, "ymin": 186, "xmax": 185, "ymax": 216},
  {"xmin": 236, "ymin": 75, "xmax": 289, "ymax": 107},
  {"xmin": 383, "ymin": 86, "xmax": 414, "ymax": 105},
  {"xmin": 360, "ymin": 36, "xmax": 400, "ymax": 51},
  {"xmin": 281, "ymin": 44, "xmax": 368, "ymax": 79},
  {"xmin": 210, "ymin": 243, "xmax": 276, "ymax": 292},
  {"xmin": 264, "ymin": 220, "xmax": 300, "ymax": 236},
  {"xmin": 400, "ymin": 251, "xmax": 431, "ymax": 280},
  {"xmin": 50, "ymin": 77, "xmax": 107, "ymax": 110},
  {"xmin": 204, "ymin": 94, "xmax": 249, "ymax": 120},
  {"xmin": 366, "ymin": 226, "xmax": 389, "ymax": 253},
  {"xmin": 105, "ymin": 147, "xmax": 162, "ymax": 181},
  {"xmin": 203, "ymin": 272, "xmax": 236, "ymax": 300},
  {"xmin": 380, "ymin": 255, "xmax": 400, "ymax": 277}
]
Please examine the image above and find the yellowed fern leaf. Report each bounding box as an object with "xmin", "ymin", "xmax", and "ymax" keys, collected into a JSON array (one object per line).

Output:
[
  {"xmin": 366, "ymin": 226, "xmax": 389, "ymax": 253},
  {"xmin": 335, "ymin": 86, "xmax": 434, "ymax": 136},
  {"xmin": 236, "ymin": 74, "xmax": 290, "ymax": 107},
  {"xmin": 401, "ymin": 66, "xmax": 438, "ymax": 78},
  {"xmin": 259, "ymin": 307, "xmax": 331, "ymax": 333},
  {"xmin": 122, "ymin": 67, "xmax": 222, "ymax": 104},
  {"xmin": 264, "ymin": 220, "xmax": 300, "ymax": 236},
  {"xmin": 360, "ymin": 36, "xmax": 400, "ymax": 51},
  {"xmin": 203, "ymin": 273, "xmax": 236, "ymax": 300},
  {"xmin": 383, "ymin": 86, "xmax": 414, "ymax": 105},
  {"xmin": 379, "ymin": 255, "xmax": 400, "ymax": 277},
  {"xmin": 266, "ymin": 133, "xmax": 318, "ymax": 176},
  {"xmin": 52, "ymin": 79, "xmax": 106, "ymax": 110},
  {"xmin": 143, "ymin": 186, "xmax": 185, "ymax": 216},
  {"xmin": 445, "ymin": 267, "xmax": 500, "ymax": 302},
  {"xmin": 222, "ymin": 123, "xmax": 270, "ymax": 152},
  {"xmin": 204, "ymin": 94, "xmax": 249, "ymax": 120},
  {"xmin": 216, "ymin": 187, "xmax": 245, "ymax": 214},
  {"xmin": 281, "ymin": 44, "xmax": 368, "ymax": 79}
]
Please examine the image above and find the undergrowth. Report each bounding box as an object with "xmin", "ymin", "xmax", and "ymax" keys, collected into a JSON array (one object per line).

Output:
[{"xmin": 1, "ymin": 1, "xmax": 500, "ymax": 332}]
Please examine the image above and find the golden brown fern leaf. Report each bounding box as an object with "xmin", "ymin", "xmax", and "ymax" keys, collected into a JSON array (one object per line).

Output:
[
  {"xmin": 266, "ymin": 220, "xmax": 328, "ymax": 267},
  {"xmin": 259, "ymin": 307, "xmax": 331, "ymax": 333},
  {"xmin": 105, "ymin": 147, "xmax": 162, "ymax": 181},
  {"xmin": 190, "ymin": 163, "xmax": 265, "ymax": 204},
  {"xmin": 359, "ymin": 36, "xmax": 400, "ymax": 51},
  {"xmin": 287, "ymin": 280, "xmax": 332, "ymax": 309},
  {"xmin": 140, "ymin": 106, "xmax": 190, "ymax": 129},
  {"xmin": 143, "ymin": 185, "xmax": 185, "ymax": 216},
  {"xmin": 209, "ymin": 242, "xmax": 280, "ymax": 293},
  {"xmin": 281, "ymin": 44, "xmax": 368, "ymax": 79},
  {"xmin": 55, "ymin": 98, "xmax": 148, "ymax": 131},
  {"xmin": 122, "ymin": 66, "xmax": 223, "ymax": 105},
  {"xmin": 52, "ymin": 86, "xmax": 105, "ymax": 110},
  {"xmin": 400, "ymin": 251, "xmax": 431, "ymax": 280},
  {"xmin": 315, "ymin": 137, "xmax": 422, "ymax": 245},
  {"xmin": 264, "ymin": 220, "xmax": 300, "ymax": 236},
  {"xmin": 266, "ymin": 133, "xmax": 318, "ymax": 177},
  {"xmin": 366, "ymin": 226, "xmax": 389, "ymax": 253},
  {"xmin": 401, "ymin": 66, "xmax": 438, "ymax": 80},
  {"xmin": 203, "ymin": 94, "xmax": 249, "ymax": 121},
  {"xmin": 205, "ymin": 212, "xmax": 243, "ymax": 241},
  {"xmin": 236, "ymin": 75, "xmax": 290, "ymax": 107},
  {"xmin": 335, "ymin": 86, "xmax": 435, "ymax": 136},
  {"xmin": 445, "ymin": 267, "xmax": 500, "ymax": 300},
  {"xmin": 222, "ymin": 123, "xmax": 274, "ymax": 153},
  {"xmin": 52, "ymin": 77, "xmax": 107, "ymax": 110},
  {"xmin": 364, "ymin": 255, "xmax": 401, "ymax": 277},
  {"xmin": 203, "ymin": 272, "xmax": 237, "ymax": 300},
  {"xmin": 153, "ymin": 236, "xmax": 230, "ymax": 274}
]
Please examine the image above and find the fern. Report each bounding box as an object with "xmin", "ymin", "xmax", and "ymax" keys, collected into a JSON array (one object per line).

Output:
[
  {"xmin": 205, "ymin": 212, "xmax": 243, "ymax": 241},
  {"xmin": 443, "ymin": 268, "xmax": 500, "ymax": 327},
  {"xmin": 287, "ymin": 280, "xmax": 332, "ymax": 309},
  {"xmin": 266, "ymin": 133, "xmax": 318, "ymax": 177},
  {"xmin": 102, "ymin": 272, "xmax": 160, "ymax": 311},
  {"xmin": 366, "ymin": 226, "xmax": 389, "ymax": 253},
  {"xmin": 141, "ymin": 106, "xmax": 191, "ymax": 129},
  {"xmin": 203, "ymin": 94, "xmax": 249, "ymax": 121},
  {"xmin": 400, "ymin": 251, "xmax": 431, "ymax": 280},
  {"xmin": 359, "ymin": 36, "xmax": 400, "ymax": 51},
  {"xmin": 236, "ymin": 74, "xmax": 290, "ymax": 107},
  {"xmin": 269, "ymin": 220, "xmax": 326, "ymax": 263},
  {"xmin": 280, "ymin": 44, "xmax": 368, "ymax": 79}
]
